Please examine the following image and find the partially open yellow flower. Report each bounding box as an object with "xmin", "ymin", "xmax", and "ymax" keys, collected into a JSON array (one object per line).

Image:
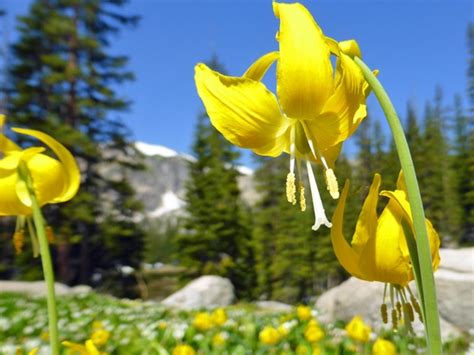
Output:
[
  {"xmin": 195, "ymin": 3, "xmax": 372, "ymax": 230},
  {"xmin": 0, "ymin": 117, "xmax": 80, "ymax": 216},
  {"xmin": 193, "ymin": 312, "xmax": 213, "ymax": 331},
  {"xmin": 372, "ymin": 338, "xmax": 397, "ymax": 355},
  {"xmin": 259, "ymin": 325, "xmax": 281, "ymax": 345},
  {"xmin": 296, "ymin": 305, "xmax": 312, "ymax": 321},
  {"xmin": 304, "ymin": 322, "xmax": 324, "ymax": 343},
  {"xmin": 172, "ymin": 345, "xmax": 196, "ymax": 355},
  {"xmin": 332, "ymin": 172, "xmax": 440, "ymax": 328},
  {"xmin": 211, "ymin": 308, "xmax": 227, "ymax": 326},
  {"xmin": 62, "ymin": 340, "xmax": 102, "ymax": 355},
  {"xmin": 345, "ymin": 315, "xmax": 371, "ymax": 343}
]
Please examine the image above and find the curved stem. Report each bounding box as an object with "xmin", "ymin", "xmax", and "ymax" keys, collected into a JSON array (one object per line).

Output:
[{"xmin": 354, "ymin": 57, "xmax": 442, "ymax": 354}]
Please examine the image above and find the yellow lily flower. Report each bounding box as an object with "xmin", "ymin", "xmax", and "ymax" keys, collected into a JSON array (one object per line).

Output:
[
  {"xmin": 194, "ymin": 2, "xmax": 372, "ymax": 230},
  {"xmin": 331, "ymin": 172, "xmax": 440, "ymax": 328},
  {"xmin": 0, "ymin": 116, "xmax": 80, "ymax": 216},
  {"xmin": 345, "ymin": 315, "xmax": 371, "ymax": 343}
]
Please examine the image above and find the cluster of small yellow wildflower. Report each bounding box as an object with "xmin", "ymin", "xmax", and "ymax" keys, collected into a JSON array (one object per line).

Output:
[{"xmin": 192, "ymin": 307, "xmax": 228, "ymax": 331}]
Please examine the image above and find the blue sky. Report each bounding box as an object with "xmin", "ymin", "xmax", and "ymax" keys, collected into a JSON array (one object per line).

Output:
[{"xmin": 3, "ymin": 0, "xmax": 473, "ymax": 166}]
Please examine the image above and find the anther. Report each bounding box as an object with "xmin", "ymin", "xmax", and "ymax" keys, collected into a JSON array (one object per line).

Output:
[
  {"xmin": 380, "ymin": 304, "xmax": 388, "ymax": 324},
  {"xmin": 325, "ymin": 168, "xmax": 339, "ymax": 199},
  {"xmin": 286, "ymin": 172, "xmax": 296, "ymax": 205},
  {"xmin": 391, "ymin": 309, "xmax": 398, "ymax": 330},
  {"xmin": 13, "ymin": 230, "xmax": 25, "ymax": 255},
  {"xmin": 46, "ymin": 226, "xmax": 55, "ymax": 244},
  {"xmin": 404, "ymin": 303, "xmax": 415, "ymax": 322},
  {"xmin": 410, "ymin": 296, "xmax": 423, "ymax": 322},
  {"xmin": 299, "ymin": 183, "xmax": 306, "ymax": 211},
  {"xmin": 396, "ymin": 301, "xmax": 402, "ymax": 317}
]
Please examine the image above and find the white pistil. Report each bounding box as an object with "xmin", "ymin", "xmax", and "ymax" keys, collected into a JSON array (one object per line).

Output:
[{"xmin": 305, "ymin": 159, "xmax": 332, "ymax": 230}]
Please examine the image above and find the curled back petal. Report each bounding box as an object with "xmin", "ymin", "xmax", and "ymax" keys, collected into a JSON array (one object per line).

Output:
[
  {"xmin": 310, "ymin": 52, "xmax": 368, "ymax": 150},
  {"xmin": 243, "ymin": 51, "xmax": 278, "ymax": 81},
  {"xmin": 351, "ymin": 173, "xmax": 381, "ymax": 254},
  {"xmin": 195, "ymin": 63, "xmax": 288, "ymax": 155},
  {"xmin": 12, "ymin": 127, "xmax": 80, "ymax": 203},
  {"xmin": 274, "ymin": 2, "xmax": 333, "ymax": 120},
  {"xmin": 331, "ymin": 180, "xmax": 366, "ymax": 279}
]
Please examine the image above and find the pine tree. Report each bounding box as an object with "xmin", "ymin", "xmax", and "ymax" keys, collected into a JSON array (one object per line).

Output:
[
  {"xmin": 420, "ymin": 89, "xmax": 460, "ymax": 243},
  {"xmin": 7, "ymin": 0, "xmax": 145, "ymax": 286},
  {"xmin": 177, "ymin": 60, "xmax": 255, "ymax": 297}
]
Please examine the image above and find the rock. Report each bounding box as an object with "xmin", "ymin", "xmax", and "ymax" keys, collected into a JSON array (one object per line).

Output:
[
  {"xmin": 316, "ymin": 248, "xmax": 474, "ymax": 339},
  {"xmin": 70, "ymin": 285, "xmax": 93, "ymax": 295},
  {"xmin": 161, "ymin": 275, "xmax": 234, "ymax": 310},
  {"xmin": 0, "ymin": 281, "xmax": 71, "ymax": 297},
  {"xmin": 254, "ymin": 300, "xmax": 293, "ymax": 313}
]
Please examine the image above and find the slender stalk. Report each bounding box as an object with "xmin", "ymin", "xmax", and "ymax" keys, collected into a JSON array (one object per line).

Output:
[
  {"xmin": 20, "ymin": 164, "xmax": 60, "ymax": 355},
  {"xmin": 354, "ymin": 57, "xmax": 442, "ymax": 354}
]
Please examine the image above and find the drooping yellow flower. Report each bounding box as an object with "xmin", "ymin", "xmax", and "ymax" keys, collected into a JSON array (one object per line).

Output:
[
  {"xmin": 194, "ymin": 3, "xmax": 372, "ymax": 230},
  {"xmin": 372, "ymin": 338, "xmax": 397, "ymax": 355},
  {"xmin": 259, "ymin": 325, "xmax": 281, "ymax": 345},
  {"xmin": 211, "ymin": 307, "xmax": 227, "ymax": 326},
  {"xmin": 296, "ymin": 305, "xmax": 312, "ymax": 321},
  {"xmin": 90, "ymin": 329, "xmax": 110, "ymax": 347},
  {"xmin": 332, "ymin": 172, "xmax": 440, "ymax": 327},
  {"xmin": 193, "ymin": 312, "xmax": 213, "ymax": 331},
  {"xmin": 172, "ymin": 344, "xmax": 196, "ymax": 355},
  {"xmin": 345, "ymin": 315, "xmax": 371, "ymax": 343},
  {"xmin": 0, "ymin": 117, "xmax": 80, "ymax": 216},
  {"xmin": 212, "ymin": 332, "xmax": 227, "ymax": 347}
]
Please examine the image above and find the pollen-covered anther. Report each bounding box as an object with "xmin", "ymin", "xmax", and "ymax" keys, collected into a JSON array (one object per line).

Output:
[
  {"xmin": 380, "ymin": 304, "xmax": 388, "ymax": 324},
  {"xmin": 391, "ymin": 309, "xmax": 398, "ymax": 330},
  {"xmin": 396, "ymin": 301, "xmax": 402, "ymax": 317},
  {"xmin": 410, "ymin": 296, "xmax": 423, "ymax": 322},
  {"xmin": 299, "ymin": 183, "xmax": 306, "ymax": 211},
  {"xmin": 404, "ymin": 302, "xmax": 415, "ymax": 322},
  {"xmin": 46, "ymin": 226, "xmax": 55, "ymax": 244},
  {"xmin": 13, "ymin": 230, "xmax": 25, "ymax": 255},
  {"xmin": 325, "ymin": 168, "xmax": 339, "ymax": 199},
  {"xmin": 286, "ymin": 172, "xmax": 296, "ymax": 205}
]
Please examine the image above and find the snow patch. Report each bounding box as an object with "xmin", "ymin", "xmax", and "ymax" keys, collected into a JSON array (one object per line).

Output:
[
  {"xmin": 149, "ymin": 190, "xmax": 185, "ymax": 218},
  {"xmin": 135, "ymin": 141, "xmax": 178, "ymax": 158}
]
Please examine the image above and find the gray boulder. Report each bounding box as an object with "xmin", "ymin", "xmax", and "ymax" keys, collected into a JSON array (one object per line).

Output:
[
  {"xmin": 254, "ymin": 300, "xmax": 293, "ymax": 313},
  {"xmin": 161, "ymin": 275, "xmax": 234, "ymax": 310},
  {"xmin": 316, "ymin": 248, "xmax": 474, "ymax": 339},
  {"xmin": 0, "ymin": 281, "xmax": 71, "ymax": 296}
]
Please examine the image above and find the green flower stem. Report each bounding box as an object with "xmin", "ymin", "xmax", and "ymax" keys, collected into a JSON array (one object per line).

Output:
[
  {"xmin": 354, "ymin": 57, "xmax": 442, "ymax": 354},
  {"xmin": 19, "ymin": 164, "xmax": 60, "ymax": 355}
]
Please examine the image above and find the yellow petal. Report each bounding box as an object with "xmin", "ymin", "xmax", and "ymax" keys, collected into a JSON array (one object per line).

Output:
[
  {"xmin": 0, "ymin": 133, "xmax": 21, "ymax": 152},
  {"xmin": 358, "ymin": 195, "xmax": 413, "ymax": 286},
  {"xmin": 274, "ymin": 2, "xmax": 333, "ymax": 120},
  {"xmin": 330, "ymin": 180, "xmax": 365, "ymax": 279},
  {"xmin": 13, "ymin": 128, "xmax": 80, "ymax": 203},
  {"xmin": 0, "ymin": 169, "xmax": 32, "ymax": 216},
  {"xmin": 243, "ymin": 51, "xmax": 278, "ymax": 81},
  {"xmin": 27, "ymin": 154, "xmax": 66, "ymax": 206},
  {"xmin": 85, "ymin": 340, "xmax": 100, "ymax": 355},
  {"xmin": 351, "ymin": 173, "xmax": 381, "ymax": 254},
  {"xmin": 195, "ymin": 63, "xmax": 288, "ymax": 155},
  {"xmin": 309, "ymin": 52, "xmax": 367, "ymax": 150}
]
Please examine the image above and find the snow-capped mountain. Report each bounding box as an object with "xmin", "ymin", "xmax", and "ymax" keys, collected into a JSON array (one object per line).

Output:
[{"xmin": 129, "ymin": 142, "xmax": 257, "ymax": 220}]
